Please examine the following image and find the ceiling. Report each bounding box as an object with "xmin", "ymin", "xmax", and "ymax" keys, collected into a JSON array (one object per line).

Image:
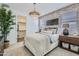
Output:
[{"xmin": 6, "ymin": 3, "xmax": 72, "ymax": 16}]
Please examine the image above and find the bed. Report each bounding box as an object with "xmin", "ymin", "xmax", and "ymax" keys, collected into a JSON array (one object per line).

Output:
[{"xmin": 24, "ymin": 27, "xmax": 59, "ymax": 56}]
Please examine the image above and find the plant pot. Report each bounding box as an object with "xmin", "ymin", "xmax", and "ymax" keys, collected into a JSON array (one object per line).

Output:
[
  {"xmin": 4, "ymin": 40, "xmax": 9, "ymax": 49},
  {"xmin": 0, "ymin": 36, "xmax": 4, "ymax": 56},
  {"xmin": 0, "ymin": 36, "xmax": 3, "ymax": 41}
]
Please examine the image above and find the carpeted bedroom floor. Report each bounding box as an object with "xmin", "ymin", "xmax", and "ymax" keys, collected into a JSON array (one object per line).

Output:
[{"xmin": 3, "ymin": 42, "xmax": 78, "ymax": 56}]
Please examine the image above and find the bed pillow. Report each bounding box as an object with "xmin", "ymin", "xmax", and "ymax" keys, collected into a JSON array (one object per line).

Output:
[
  {"xmin": 41, "ymin": 27, "xmax": 58, "ymax": 34},
  {"xmin": 52, "ymin": 28, "xmax": 58, "ymax": 34},
  {"xmin": 43, "ymin": 30, "xmax": 53, "ymax": 34}
]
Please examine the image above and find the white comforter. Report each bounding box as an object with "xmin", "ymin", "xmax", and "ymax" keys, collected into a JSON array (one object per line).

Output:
[{"xmin": 24, "ymin": 33, "xmax": 59, "ymax": 56}]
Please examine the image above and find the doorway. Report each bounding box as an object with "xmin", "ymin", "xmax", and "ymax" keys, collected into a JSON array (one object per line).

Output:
[{"xmin": 17, "ymin": 16, "xmax": 26, "ymax": 42}]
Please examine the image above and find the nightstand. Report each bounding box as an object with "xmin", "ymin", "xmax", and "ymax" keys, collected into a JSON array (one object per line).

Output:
[{"xmin": 59, "ymin": 35, "xmax": 79, "ymax": 54}]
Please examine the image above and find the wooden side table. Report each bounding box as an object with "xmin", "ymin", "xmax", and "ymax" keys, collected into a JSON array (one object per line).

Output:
[{"xmin": 59, "ymin": 35, "xmax": 79, "ymax": 54}]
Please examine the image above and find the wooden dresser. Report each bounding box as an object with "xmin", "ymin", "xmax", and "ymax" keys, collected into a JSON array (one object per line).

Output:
[{"xmin": 59, "ymin": 35, "xmax": 79, "ymax": 54}]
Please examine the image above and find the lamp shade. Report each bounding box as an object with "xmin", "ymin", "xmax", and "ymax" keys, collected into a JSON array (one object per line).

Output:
[{"xmin": 63, "ymin": 24, "xmax": 69, "ymax": 28}]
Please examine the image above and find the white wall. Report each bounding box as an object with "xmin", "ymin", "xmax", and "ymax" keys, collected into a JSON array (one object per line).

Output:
[{"xmin": 26, "ymin": 15, "xmax": 39, "ymax": 34}]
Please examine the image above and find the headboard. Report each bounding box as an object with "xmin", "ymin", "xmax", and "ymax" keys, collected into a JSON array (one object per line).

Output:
[{"xmin": 41, "ymin": 27, "xmax": 58, "ymax": 34}]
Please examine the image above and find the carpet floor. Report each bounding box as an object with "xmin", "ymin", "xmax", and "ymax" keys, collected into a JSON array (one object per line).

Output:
[{"xmin": 3, "ymin": 42, "xmax": 78, "ymax": 56}]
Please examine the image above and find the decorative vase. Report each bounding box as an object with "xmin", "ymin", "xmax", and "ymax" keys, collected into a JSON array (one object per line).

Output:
[{"xmin": 63, "ymin": 28, "xmax": 69, "ymax": 35}]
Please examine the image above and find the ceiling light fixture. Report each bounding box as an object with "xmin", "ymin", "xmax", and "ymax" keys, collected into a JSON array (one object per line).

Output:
[{"xmin": 29, "ymin": 3, "xmax": 40, "ymax": 17}]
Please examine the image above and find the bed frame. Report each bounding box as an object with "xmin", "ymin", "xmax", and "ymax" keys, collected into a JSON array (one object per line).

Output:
[{"xmin": 24, "ymin": 45, "xmax": 58, "ymax": 56}]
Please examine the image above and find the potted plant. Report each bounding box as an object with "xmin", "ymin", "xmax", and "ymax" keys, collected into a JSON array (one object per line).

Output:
[{"xmin": 0, "ymin": 4, "xmax": 15, "ymax": 48}]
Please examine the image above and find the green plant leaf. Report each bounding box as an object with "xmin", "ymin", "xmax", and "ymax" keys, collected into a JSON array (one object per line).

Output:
[{"xmin": 0, "ymin": 4, "xmax": 15, "ymax": 40}]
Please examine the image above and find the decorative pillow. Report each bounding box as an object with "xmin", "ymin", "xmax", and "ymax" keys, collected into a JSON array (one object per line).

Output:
[
  {"xmin": 41, "ymin": 27, "xmax": 58, "ymax": 34},
  {"xmin": 52, "ymin": 28, "xmax": 58, "ymax": 34}
]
